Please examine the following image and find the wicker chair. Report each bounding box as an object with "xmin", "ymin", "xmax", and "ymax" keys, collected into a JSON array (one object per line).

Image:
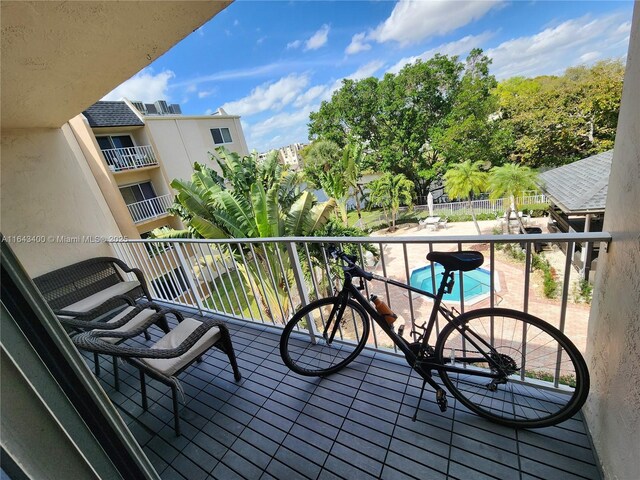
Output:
[
  {"xmin": 72, "ymin": 310, "xmax": 241, "ymax": 435},
  {"xmin": 59, "ymin": 301, "xmax": 172, "ymax": 389},
  {"xmin": 33, "ymin": 257, "xmax": 152, "ymax": 320}
]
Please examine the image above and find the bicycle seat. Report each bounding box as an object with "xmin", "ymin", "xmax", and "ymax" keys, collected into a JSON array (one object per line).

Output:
[{"xmin": 426, "ymin": 251, "xmax": 484, "ymax": 272}]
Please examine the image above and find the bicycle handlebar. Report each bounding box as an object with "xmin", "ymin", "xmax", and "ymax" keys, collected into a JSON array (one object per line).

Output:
[{"xmin": 325, "ymin": 245, "xmax": 373, "ymax": 281}]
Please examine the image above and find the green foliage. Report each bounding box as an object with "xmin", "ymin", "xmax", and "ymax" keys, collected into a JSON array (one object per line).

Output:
[
  {"xmin": 368, "ymin": 173, "xmax": 414, "ymax": 231},
  {"xmin": 309, "ymin": 54, "xmax": 464, "ymax": 198},
  {"xmin": 161, "ymin": 147, "xmax": 337, "ymax": 323},
  {"xmin": 520, "ymin": 203, "xmax": 549, "ymax": 217},
  {"xmin": 499, "ymin": 244, "xmax": 558, "ymax": 299},
  {"xmin": 489, "ymin": 163, "xmax": 538, "ymax": 230},
  {"xmin": 495, "ymin": 60, "xmax": 624, "ymax": 166},
  {"xmin": 302, "ymin": 139, "xmax": 364, "ymax": 225},
  {"xmin": 443, "ymin": 159, "xmax": 488, "ymax": 234},
  {"xmin": 573, "ymin": 279, "xmax": 593, "ymax": 304}
]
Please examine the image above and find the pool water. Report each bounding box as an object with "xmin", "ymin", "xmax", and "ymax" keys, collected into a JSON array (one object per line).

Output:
[{"xmin": 410, "ymin": 264, "xmax": 493, "ymax": 303}]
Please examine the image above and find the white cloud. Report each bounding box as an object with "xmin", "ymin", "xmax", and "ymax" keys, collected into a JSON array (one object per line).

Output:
[
  {"xmin": 220, "ymin": 74, "xmax": 310, "ymax": 117},
  {"xmin": 367, "ymin": 0, "xmax": 501, "ymax": 46},
  {"xmin": 186, "ymin": 84, "xmax": 197, "ymax": 93},
  {"xmin": 233, "ymin": 19, "xmax": 239, "ymax": 27},
  {"xmin": 487, "ymin": 13, "xmax": 632, "ymax": 79},
  {"xmin": 287, "ymin": 39, "xmax": 302, "ymax": 50},
  {"xmin": 387, "ymin": 31, "xmax": 495, "ymax": 74},
  {"xmin": 102, "ymin": 69, "xmax": 174, "ymax": 102},
  {"xmin": 305, "ymin": 24, "xmax": 330, "ymax": 51},
  {"xmin": 198, "ymin": 89, "xmax": 216, "ymax": 99},
  {"xmin": 257, "ymin": 36, "xmax": 267, "ymax": 45},
  {"xmin": 246, "ymin": 104, "xmax": 316, "ymax": 151},
  {"xmin": 205, "ymin": 108, "xmax": 214, "ymax": 115},
  {"xmin": 294, "ymin": 85, "xmax": 328, "ymax": 108},
  {"xmin": 345, "ymin": 32, "xmax": 371, "ymax": 55}
]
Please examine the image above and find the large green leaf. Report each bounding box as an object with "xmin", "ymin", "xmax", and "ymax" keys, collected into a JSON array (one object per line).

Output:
[
  {"xmin": 285, "ymin": 191, "xmax": 315, "ymax": 235},
  {"xmin": 190, "ymin": 215, "xmax": 229, "ymax": 239},
  {"xmin": 251, "ymin": 183, "xmax": 272, "ymax": 238},
  {"xmin": 304, "ymin": 199, "xmax": 336, "ymax": 235},
  {"xmin": 218, "ymin": 190, "xmax": 256, "ymax": 236}
]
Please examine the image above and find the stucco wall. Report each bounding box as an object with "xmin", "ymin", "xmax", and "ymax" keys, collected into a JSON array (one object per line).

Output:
[
  {"xmin": 145, "ymin": 116, "xmax": 250, "ymax": 184},
  {"xmin": 0, "ymin": 126, "xmax": 121, "ymax": 276},
  {"xmin": 584, "ymin": 4, "xmax": 640, "ymax": 479}
]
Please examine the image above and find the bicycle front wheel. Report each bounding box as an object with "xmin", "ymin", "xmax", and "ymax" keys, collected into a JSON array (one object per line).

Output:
[
  {"xmin": 435, "ymin": 308, "xmax": 589, "ymax": 428},
  {"xmin": 280, "ymin": 297, "xmax": 370, "ymax": 376}
]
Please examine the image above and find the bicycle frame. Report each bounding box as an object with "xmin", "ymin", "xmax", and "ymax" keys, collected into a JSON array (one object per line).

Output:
[{"xmin": 324, "ymin": 263, "xmax": 504, "ymax": 382}]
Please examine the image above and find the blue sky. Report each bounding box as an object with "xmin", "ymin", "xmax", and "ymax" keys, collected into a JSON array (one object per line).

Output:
[{"xmin": 104, "ymin": 1, "xmax": 634, "ymax": 153}]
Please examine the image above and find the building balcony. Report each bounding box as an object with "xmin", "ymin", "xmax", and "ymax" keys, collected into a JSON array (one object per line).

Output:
[
  {"xmin": 102, "ymin": 145, "xmax": 158, "ymax": 172},
  {"xmin": 101, "ymin": 232, "xmax": 609, "ymax": 477},
  {"xmin": 126, "ymin": 194, "xmax": 173, "ymax": 224},
  {"xmin": 90, "ymin": 302, "xmax": 602, "ymax": 479}
]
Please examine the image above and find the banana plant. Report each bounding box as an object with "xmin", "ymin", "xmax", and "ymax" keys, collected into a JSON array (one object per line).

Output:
[{"xmin": 155, "ymin": 147, "xmax": 336, "ymax": 323}]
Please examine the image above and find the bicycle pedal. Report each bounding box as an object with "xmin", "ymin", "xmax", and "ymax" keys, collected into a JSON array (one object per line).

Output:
[{"xmin": 436, "ymin": 389, "xmax": 448, "ymax": 412}]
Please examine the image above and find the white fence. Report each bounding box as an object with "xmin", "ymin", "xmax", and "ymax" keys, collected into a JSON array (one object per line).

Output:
[{"xmin": 411, "ymin": 194, "xmax": 548, "ymax": 216}]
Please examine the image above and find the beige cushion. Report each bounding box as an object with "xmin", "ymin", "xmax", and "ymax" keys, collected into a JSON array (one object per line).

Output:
[
  {"xmin": 141, "ymin": 318, "xmax": 221, "ymax": 377},
  {"xmin": 96, "ymin": 307, "xmax": 157, "ymax": 344},
  {"xmin": 62, "ymin": 281, "xmax": 141, "ymax": 313}
]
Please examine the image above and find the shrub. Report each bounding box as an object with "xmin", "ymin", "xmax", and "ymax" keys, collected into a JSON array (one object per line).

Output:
[{"xmin": 521, "ymin": 203, "xmax": 549, "ymax": 217}]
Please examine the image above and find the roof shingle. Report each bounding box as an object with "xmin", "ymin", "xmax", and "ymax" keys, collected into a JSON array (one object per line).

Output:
[
  {"xmin": 83, "ymin": 101, "xmax": 144, "ymax": 128},
  {"xmin": 538, "ymin": 150, "xmax": 613, "ymax": 214}
]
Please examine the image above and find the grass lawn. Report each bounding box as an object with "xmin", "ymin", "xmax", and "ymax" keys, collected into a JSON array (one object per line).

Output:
[{"xmin": 205, "ymin": 270, "xmax": 263, "ymax": 321}]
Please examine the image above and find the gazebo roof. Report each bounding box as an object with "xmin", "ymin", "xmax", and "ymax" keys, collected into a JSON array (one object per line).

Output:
[{"xmin": 538, "ymin": 150, "xmax": 613, "ymax": 215}]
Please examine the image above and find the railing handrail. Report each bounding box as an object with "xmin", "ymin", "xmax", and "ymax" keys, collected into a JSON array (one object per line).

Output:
[
  {"xmin": 126, "ymin": 193, "xmax": 173, "ymax": 209},
  {"xmin": 101, "ymin": 144, "xmax": 154, "ymax": 154},
  {"xmin": 111, "ymin": 231, "xmax": 612, "ymax": 245}
]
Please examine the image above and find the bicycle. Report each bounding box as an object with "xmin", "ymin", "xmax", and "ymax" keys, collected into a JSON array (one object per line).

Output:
[{"xmin": 279, "ymin": 246, "xmax": 589, "ymax": 429}]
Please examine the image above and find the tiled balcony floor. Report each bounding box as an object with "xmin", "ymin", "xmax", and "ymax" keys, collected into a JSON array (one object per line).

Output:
[{"xmin": 89, "ymin": 312, "xmax": 602, "ymax": 480}]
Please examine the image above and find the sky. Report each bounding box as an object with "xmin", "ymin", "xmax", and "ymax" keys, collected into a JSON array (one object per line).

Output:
[{"xmin": 104, "ymin": 0, "xmax": 634, "ymax": 153}]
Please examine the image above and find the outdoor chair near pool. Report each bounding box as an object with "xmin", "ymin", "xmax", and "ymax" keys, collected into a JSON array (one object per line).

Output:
[{"xmin": 72, "ymin": 307, "xmax": 242, "ymax": 436}]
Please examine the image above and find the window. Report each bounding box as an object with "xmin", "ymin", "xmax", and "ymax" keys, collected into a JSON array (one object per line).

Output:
[
  {"xmin": 152, "ymin": 266, "xmax": 188, "ymax": 300},
  {"xmin": 119, "ymin": 182, "xmax": 156, "ymax": 205},
  {"xmin": 96, "ymin": 135, "xmax": 134, "ymax": 151},
  {"xmin": 211, "ymin": 127, "xmax": 232, "ymax": 145}
]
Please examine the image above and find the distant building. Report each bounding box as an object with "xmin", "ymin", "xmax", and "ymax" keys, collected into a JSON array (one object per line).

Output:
[{"xmin": 259, "ymin": 143, "xmax": 307, "ymax": 169}]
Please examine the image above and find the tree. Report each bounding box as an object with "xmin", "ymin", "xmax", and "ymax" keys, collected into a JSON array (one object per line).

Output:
[
  {"xmin": 443, "ymin": 160, "xmax": 488, "ymax": 235},
  {"xmin": 368, "ymin": 173, "xmax": 414, "ymax": 232},
  {"xmin": 431, "ymin": 49, "xmax": 512, "ymax": 169},
  {"xmin": 156, "ymin": 147, "xmax": 336, "ymax": 322},
  {"xmin": 494, "ymin": 60, "xmax": 624, "ymax": 167},
  {"xmin": 302, "ymin": 139, "xmax": 363, "ymax": 225},
  {"xmin": 488, "ymin": 163, "xmax": 538, "ymax": 231},
  {"xmin": 308, "ymin": 55, "xmax": 464, "ymax": 198}
]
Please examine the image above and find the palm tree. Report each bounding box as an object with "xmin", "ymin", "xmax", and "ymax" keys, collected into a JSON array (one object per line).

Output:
[
  {"xmin": 488, "ymin": 163, "xmax": 538, "ymax": 231},
  {"xmin": 368, "ymin": 173, "xmax": 414, "ymax": 232},
  {"xmin": 443, "ymin": 160, "xmax": 488, "ymax": 235},
  {"xmin": 156, "ymin": 147, "xmax": 335, "ymax": 322}
]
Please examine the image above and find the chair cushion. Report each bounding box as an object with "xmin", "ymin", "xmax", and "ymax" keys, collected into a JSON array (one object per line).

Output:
[
  {"xmin": 141, "ymin": 318, "xmax": 221, "ymax": 377},
  {"xmin": 61, "ymin": 281, "xmax": 141, "ymax": 313},
  {"xmin": 96, "ymin": 307, "xmax": 157, "ymax": 344}
]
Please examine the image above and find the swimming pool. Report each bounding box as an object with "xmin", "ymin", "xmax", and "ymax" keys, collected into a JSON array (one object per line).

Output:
[{"xmin": 410, "ymin": 264, "xmax": 498, "ymax": 304}]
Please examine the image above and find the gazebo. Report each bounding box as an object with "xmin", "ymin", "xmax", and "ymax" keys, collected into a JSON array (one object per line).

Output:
[{"xmin": 537, "ymin": 150, "xmax": 613, "ymax": 281}]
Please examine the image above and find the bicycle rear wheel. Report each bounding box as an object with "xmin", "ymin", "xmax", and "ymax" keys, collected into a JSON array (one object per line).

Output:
[
  {"xmin": 280, "ymin": 297, "xmax": 370, "ymax": 376},
  {"xmin": 435, "ymin": 308, "xmax": 589, "ymax": 428}
]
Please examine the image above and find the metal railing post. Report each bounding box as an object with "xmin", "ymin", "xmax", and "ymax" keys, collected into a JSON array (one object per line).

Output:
[
  {"xmin": 286, "ymin": 241, "xmax": 316, "ymax": 342},
  {"xmin": 174, "ymin": 243, "xmax": 206, "ymax": 314}
]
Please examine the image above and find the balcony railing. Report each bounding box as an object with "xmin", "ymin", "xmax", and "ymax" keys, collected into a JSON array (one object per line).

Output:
[
  {"xmin": 101, "ymin": 145, "xmax": 158, "ymax": 172},
  {"xmin": 125, "ymin": 194, "xmax": 173, "ymax": 223},
  {"xmin": 109, "ymin": 231, "xmax": 610, "ymax": 365}
]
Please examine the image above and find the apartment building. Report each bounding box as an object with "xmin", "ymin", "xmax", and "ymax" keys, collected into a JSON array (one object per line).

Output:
[
  {"xmin": 258, "ymin": 142, "xmax": 307, "ymax": 169},
  {"xmin": 75, "ymin": 99, "xmax": 250, "ymax": 239}
]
